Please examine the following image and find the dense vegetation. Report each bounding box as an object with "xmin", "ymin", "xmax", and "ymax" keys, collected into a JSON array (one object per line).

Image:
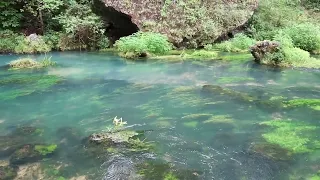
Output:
[
  {"xmin": 0, "ymin": 0, "xmax": 320, "ymax": 68},
  {"xmin": 0, "ymin": 0, "xmax": 108, "ymax": 53}
]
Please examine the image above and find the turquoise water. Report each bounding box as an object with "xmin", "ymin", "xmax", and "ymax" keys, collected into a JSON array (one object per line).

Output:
[{"xmin": 0, "ymin": 52, "xmax": 319, "ymax": 179}]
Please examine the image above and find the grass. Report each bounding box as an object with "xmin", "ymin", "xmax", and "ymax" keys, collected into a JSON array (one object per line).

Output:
[{"xmin": 8, "ymin": 57, "xmax": 56, "ymax": 70}]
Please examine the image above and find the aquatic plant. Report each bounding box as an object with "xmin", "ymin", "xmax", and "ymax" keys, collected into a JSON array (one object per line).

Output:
[
  {"xmin": 183, "ymin": 121, "xmax": 198, "ymax": 128},
  {"xmin": 260, "ymin": 120, "xmax": 318, "ymax": 153},
  {"xmin": 164, "ymin": 172, "xmax": 179, "ymax": 180},
  {"xmin": 217, "ymin": 77, "xmax": 254, "ymax": 84},
  {"xmin": 284, "ymin": 99, "xmax": 320, "ymax": 108},
  {"xmin": 39, "ymin": 56, "xmax": 57, "ymax": 67},
  {"xmin": 0, "ymin": 74, "xmax": 62, "ymax": 101},
  {"xmin": 8, "ymin": 57, "xmax": 57, "ymax": 70},
  {"xmin": 34, "ymin": 144, "xmax": 58, "ymax": 156},
  {"xmin": 181, "ymin": 113, "xmax": 212, "ymax": 120},
  {"xmin": 9, "ymin": 58, "xmax": 40, "ymax": 69},
  {"xmin": 152, "ymin": 120, "xmax": 172, "ymax": 128},
  {"xmin": 203, "ymin": 115, "xmax": 234, "ymax": 124}
]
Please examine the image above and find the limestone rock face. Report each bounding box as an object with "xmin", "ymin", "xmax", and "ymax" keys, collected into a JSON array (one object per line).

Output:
[
  {"xmin": 250, "ymin": 40, "xmax": 280, "ymax": 63},
  {"xmin": 94, "ymin": 0, "xmax": 258, "ymax": 47}
]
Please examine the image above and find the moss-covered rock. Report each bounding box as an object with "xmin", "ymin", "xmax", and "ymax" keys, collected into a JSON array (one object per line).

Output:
[
  {"xmin": 10, "ymin": 144, "xmax": 57, "ymax": 165},
  {"xmin": 0, "ymin": 165, "xmax": 18, "ymax": 180},
  {"xmin": 89, "ymin": 130, "xmax": 139, "ymax": 144},
  {"xmin": 250, "ymin": 40, "xmax": 280, "ymax": 64}
]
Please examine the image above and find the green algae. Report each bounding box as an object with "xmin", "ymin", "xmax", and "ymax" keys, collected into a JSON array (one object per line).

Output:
[
  {"xmin": 164, "ymin": 172, "xmax": 179, "ymax": 180},
  {"xmin": 35, "ymin": 144, "xmax": 58, "ymax": 156},
  {"xmin": 183, "ymin": 121, "xmax": 198, "ymax": 128},
  {"xmin": 217, "ymin": 77, "xmax": 254, "ymax": 84},
  {"xmin": 164, "ymin": 86, "xmax": 210, "ymax": 108},
  {"xmin": 311, "ymin": 106, "xmax": 320, "ymax": 111},
  {"xmin": 181, "ymin": 113, "xmax": 212, "ymax": 120},
  {"xmin": 203, "ymin": 115, "xmax": 234, "ymax": 124},
  {"xmin": 202, "ymin": 85, "xmax": 256, "ymax": 102},
  {"xmin": 152, "ymin": 120, "xmax": 172, "ymax": 128},
  {"xmin": 284, "ymin": 99, "xmax": 320, "ymax": 108},
  {"xmin": 0, "ymin": 74, "xmax": 62, "ymax": 100},
  {"xmin": 260, "ymin": 120, "xmax": 318, "ymax": 153}
]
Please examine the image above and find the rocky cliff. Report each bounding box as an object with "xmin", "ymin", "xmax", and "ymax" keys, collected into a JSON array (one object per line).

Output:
[{"xmin": 93, "ymin": 0, "xmax": 258, "ymax": 48}]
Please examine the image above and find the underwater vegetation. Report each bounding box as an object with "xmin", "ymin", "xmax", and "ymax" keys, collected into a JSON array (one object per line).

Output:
[
  {"xmin": 34, "ymin": 144, "xmax": 58, "ymax": 156},
  {"xmin": 217, "ymin": 77, "xmax": 255, "ymax": 84},
  {"xmin": 183, "ymin": 121, "xmax": 198, "ymax": 128},
  {"xmin": 260, "ymin": 120, "xmax": 318, "ymax": 154},
  {"xmin": 137, "ymin": 161, "xmax": 200, "ymax": 180},
  {"xmin": 203, "ymin": 115, "xmax": 235, "ymax": 124},
  {"xmin": 284, "ymin": 99, "xmax": 320, "ymax": 109},
  {"xmin": 0, "ymin": 74, "xmax": 62, "ymax": 100}
]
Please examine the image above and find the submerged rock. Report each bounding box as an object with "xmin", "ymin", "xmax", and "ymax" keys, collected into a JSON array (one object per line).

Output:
[
  {"xmin": 248, "ymin": 143, "xmax": 292, "ymax": 161},
  {"xmin": 89, "ymin": 130, "xmax": 139, "ymax": 144},
  {"xmin": 0, "ymin": 165, "xmax": 18, "ymax": 180},
  {"xmin": 10, "ymin": 144, "xmax": 57, "ymax": 165},
  {"xmin": 250, "ymin": 40, "xmax": 280, "ymax": 64},
  {"xmin": 102, "ymin": 155, "xmax": 137, "ymax": 180}
]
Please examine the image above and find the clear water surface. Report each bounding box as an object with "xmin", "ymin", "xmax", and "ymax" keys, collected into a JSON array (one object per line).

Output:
[{"xmin": 0, "ymin": 52, "xmax": 319, "ymax": 180}]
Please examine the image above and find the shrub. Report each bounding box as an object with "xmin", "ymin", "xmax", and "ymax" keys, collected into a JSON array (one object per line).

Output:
[
  {"xmin": 115, "ymin": 32, "xmax": 172, "ymax": 57},
  {"xmin": 0, "ymin": 30, "xmax": 23, "ymax": 53},
  {"xmin": 249, "ymin": 0, "xmax": 308, "ymax": 40},
  {"xmin": 282, "ymin": 23, "xmax": 320, "ymax": 52},
  {"xmin": 15, "ymin": 35, "xmax": 51, "ymax": 54},
  {"xmin": 214, "ymin": 34, "xmax": 256, "ymax": 52},
  {"xmin": 43, "ymin": 32, "xmax": 61, "ymax": 50}
]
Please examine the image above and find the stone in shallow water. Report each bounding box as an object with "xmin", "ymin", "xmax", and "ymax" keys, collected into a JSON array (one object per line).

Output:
[
  {"xmin": 248, "ymin": 143, "xmax": 292, "ymax": 161},
  {"xmin": 89, "ymin": 130, "xmax": 139, "ymax": 144},
  {"xmin": 10, "ymin": 144, "xmax": 57, "ymax": 165},
  {"xmin": 0, "ymin": 165, "xmax": 18, "ymax": 180}
]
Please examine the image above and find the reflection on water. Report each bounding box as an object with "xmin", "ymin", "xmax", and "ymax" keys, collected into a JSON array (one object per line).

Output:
[{"xmin": 0, "ymin": 52, "xmax": 319, "ymax": 179}]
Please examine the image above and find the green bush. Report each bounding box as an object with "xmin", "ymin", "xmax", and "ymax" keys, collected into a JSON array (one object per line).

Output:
[
  {"xmin": 43, "ymin": 32, "xmax": 61, "ymax": 50},
  {"xmin": 214, "ymin": 34, "xmax": 256, "ymax": 52},
  {"xmin": 115, "ymin": 32, "xmax": 172, "ymax": 57},
  {"xmin": 249, "ymin": 0, "xmax": 308, "ymax": 40},
  {"xmin": 0, "ymin": 30, "xmax": 23, "ymax": 53},
  {"xmin": 282, "ymin": 23, "xmax": 320, "ymax": 52},
  {"xmin": 15, "ymin": 35, "xmax": 51, "ymax": 54}
]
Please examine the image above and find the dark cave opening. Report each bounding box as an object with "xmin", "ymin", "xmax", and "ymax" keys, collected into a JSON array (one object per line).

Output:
[{"xmin": 91, "ymin": 0, "xmax": 139, "ymax": 45}]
